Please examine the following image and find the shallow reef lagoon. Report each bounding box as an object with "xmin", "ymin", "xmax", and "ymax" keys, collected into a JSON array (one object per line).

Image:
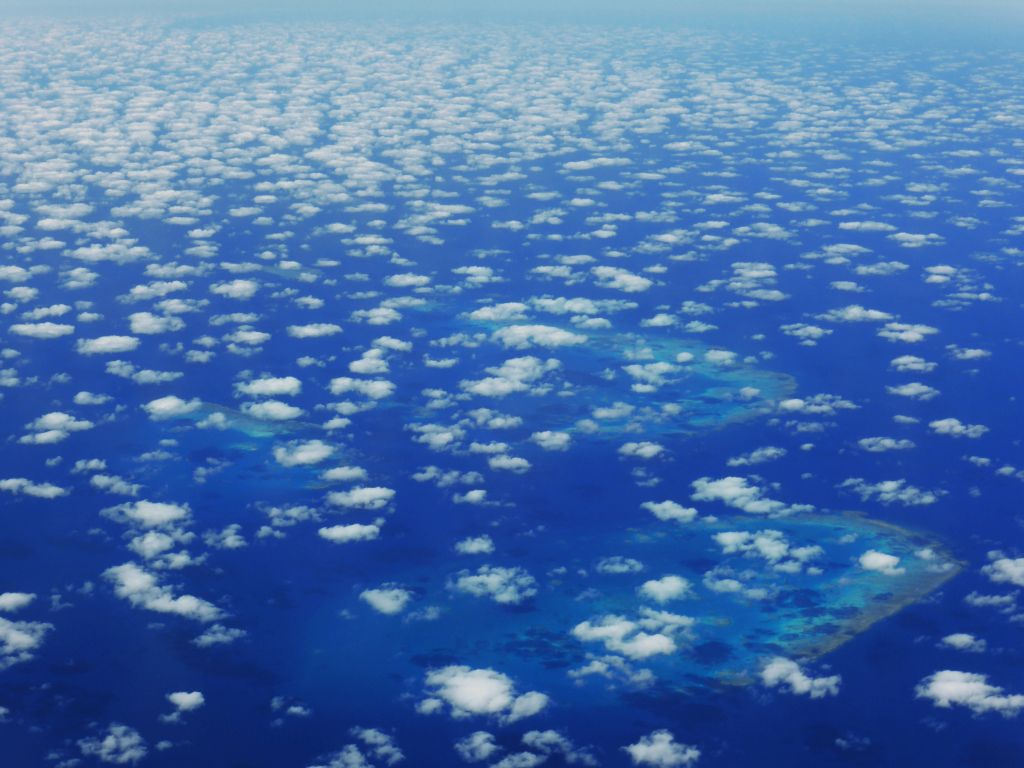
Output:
[{"xmin": 0, "ymin": 9, "xmax": 1023, "ymax": 768}]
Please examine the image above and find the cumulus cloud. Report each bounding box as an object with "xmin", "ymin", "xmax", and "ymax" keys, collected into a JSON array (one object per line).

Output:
[
  {"xmin": 9, "ymin": 321, "xmax": 75, "ymax": 338},
  {"xmin": 638, "ymin": 575, "xmax": 693, "ymax": 604},
  {"xmin": 103, "ymin": 500, "xmax": 191, "ymax": 528},
  {"xmin": 916, "ymin": 670, "xmax": 1023, "ymax": 717},
  {"xmin": 592, "ymin": 266, "xmax": 652, "ymax": 293},
  {"xmin": 79, "ymin": 723, "xmax": 148, "ymax": 765},
  {"xmin": 210, "ymin": 279, "xmax": 258, "ymax": 300},
  {"xmin": 981, "ymin": 553, "xmax": 1024, "ymax": 587},
  {"xmin": 929, "ymin": 418, "xmax": 989, "ymax": 439},
  {"xmin": 840, "ymin": 478, "xmax": 941, "ymax": 506},
  {"xmin": 691, "ymin": 477, "xmax": 812, "ymax": 516},
  {"xmin": 619, "ymin": 441, "xmax": 665, "ymax": 459},
  {"xmin": 288, "ymin": 323, "xmax": 343, "ymax": 338},
  {"xmin": 0, "ymin": 477, "xmax": 68, "ymax": 499},
  {"xmin": 0, "ymin": 592, "xmax": 35, "ymax": 612},
  {"xmin": 162, "ymin": 690, "xmax": 205, "ymax": 722},
  {"xmin": 104, "ymin": 562, "xmax": 222, "ymax": 622},
  {"xmin": 726, "ymin": 446, "xmax": 786, "ymax": 467},
  {"xmin": 241, "ymin": 400, "xmax": 304, "ymax": 420},
  {"xmin": 419, "ymin": 666, "xmax": 548, "ymax": 724},
  {"xmin": 940, "ymin": 633, "xmax": 986, "ymax": 653},
  {"xmin": 761, "ymin": 657, "xmax": 840, "ymax": 698},
  {"xmin": 858, "ymin": 550, "xmax": 905, "ymax": 576},
  {"xmin": 236, "ymin": 376, "xmax": 302, "ymax": 397},
  {"xmin": 455, "ymin": 731, "xmax": 501, "ymax": 763},
  {"xmin": 460, "ymin": 357, "xmax": 560, "ymax": 398},
  {"xmin": 328, "ymin": 486, "xmax": 395, "ymax": 510},
  {"xmin": 641, "ymin": 500, "xmax": 698, "ymax": 524},
  {"xmin": 573, "ymin": 608, "xmax": 694, "ymax": 660},
  {"xmin": 0, "ymin": 615, "xmax": 53, "ymax": 670},
  {"xmin": 274, "ymin": 440, "xmax": 335, "ymax": 467},
  {"xmin": 450, "ymin": 566, "xmax": 537, "ymax": 605},
  {"xmin": 309, "ymin": 728, "xmax": 405, "ymax": 768},
  {"xmin": 129, "ymin": 312, "xmax": 184, "ymax": 335},
  {"xmin": 491, "ymin": 324, "xmax": 587, "ymax": 350},
  {"xmin": 143, "ymin": 395, "xmax": 201, "ymax": 420},
  {"xmin": 329, "ymin": 376, "xmax": 395, "ymax": 400},
  {"xmin": 857, "ymin": 437, "xmax": 915, "ymax": 452},
  {"xmin": 77, "ymin": 335, "xmax": 140, "ymax": 355},
  {"xmin": 455, "ymin": 535, "xmax": 495, "ymax": 555},
  {"xmin": 318, "ymin": 522, "xmax": 382, "ymax": 544},
  {"xmin": 360, "ymin": 586, "xmax": 413, "ymax": 615},
  {"xmin": 623, "ymin": 730, "xmax": 700, "ymax": 767},
  {"xmin": 530, "ymin": 431, "xmax": 571, "ymax": 451}
]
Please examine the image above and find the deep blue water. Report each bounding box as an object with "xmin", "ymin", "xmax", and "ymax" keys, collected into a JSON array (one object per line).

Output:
[{"xmin": 0, "ymin": 14, "xmax": 1022, "ymax": 768}]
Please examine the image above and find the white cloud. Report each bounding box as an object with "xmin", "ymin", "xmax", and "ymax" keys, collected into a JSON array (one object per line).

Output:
[
  {"xmin": 592, "ymin": 266, "xmax": 653, "ymax": 293},
  {"xmin": 129, "ymin": 312, "xmax": 184, "ymax": 334},
  {"xmin": 713, "ymin": 530, "xmax": 821, "ymax": 571},
  {"xmin": 79, "ymin": 723, "xmax": 148, "ymax": 765},
  {"xmin": 530, "ymin": 431, "xmax": 572, "ymax": 451},
  {"xmin": 420, "ymin": 666, "xmax": 548, "ymax": 724},
  {"xmin": 288, "ymin": 323, "xmax": 343, "ymax": 338},
  {"xmin": 596, "ymin": 556, "xmax": 643, "ymax": 574},
  {"xmin": 916, "ymin": 670, "xmax": 1023, "ymax": 717},
  {"xmin": 840, "ymin": 478, "xmax": 940, "ymax": 506},
  {"xmin": 573, "ymin": 608, "xmax": 694, "ymax": 660},
  {"xmin": 21, "ymin": 411, "xmax": 94, "ymax": 444},
  {"xmin": 941, "ymin": 633, "xmax": 986, "ymax": 653},
  {"xmin": 210, "ymin": 279, "xmax": 258, "ymax": 300},
  {"xmin": 858, "ymin": 550, "xmax": 905, "ymax": 576},
  {"xmin": 103, "ymin": 500, "xmax": 191, "ymax": 528},
  {"xmin": 0, "ymin": 592, "xmax": 35, "ymax": 612},
  {"xmin": 143, "ymin": 395, "xmax": 201, "ymax": 420},
  {"xmin": 726, "ymin": 446, "xmax": 786, "ymax": 467},
  {"xmin": 274, "ymin": 440, "xmax": 335, "ymax": 467},
  {"xmin": 641, "ymin": 500, "xmax": 698, "ymax": 524},
  {"xmin": 929, "ymin": 418, "xmax": 988, "ymax": 439},
  {"xmin": 491, "ymin": 324, "xmax": 587, "ymax": 350},
  {"xmin": 104, "ymin": 562, "xmax": 222, "ymax": 622},
  {"xmin": 760, "ymin": 657, "xmax": 840, "ymax": 698},
  {"xmin": 329, "ymin": 376, "xmax": 395, "ymax": 399},
  {"xmin": 0, "ymin": 615, "xmax": 53, "ymax": 670},
  {"xmin": 360, "ymin": 586, "xmax": 413, "ymax": 615},
  {"xmin": 455, "ymin": 535, "xmax": 495, "ymax": 555},
  {"xmin": 327, "ymin": 486, "xmax": 395, "ymax": 510},
  {"xmin": 638, "ymin": 576, "xmax": 693, "ymax": 603},
  {"xmin": 817, "ymin": 305, "xmax": 893, "ymax": 323},
  {"xmin": 619, "ymin": 442, "xmax": 665, "ymax": 459},
  {"xmin": 886, "ymin": 382, "xmax": 939, "ymax": 400},
  {"xmin": 450, "ymin": 566, "xmax": 537, "ymax": 605},
  {"xmin": 236, "ymin": 376, "xmax": 302, "ymax": 397},
  {"xmin": 241, "ymin": 400, "xmax": 304, "ymax": 420},
  {"xmin": 460, "ymin": 357, "xmax": 560, "ymax": 398},
  {"xmin": 455, "ymin": 731, "xmax": 501, "ymax": 763},
  {"xmin": 691, "ymin": 476, "xmax": 812, "ymax": 516},
  {"xmin": 9, "ymin": 321, "xmax": 75, "ymax": 338},
  {"xmin": 878, "ymin": 322, "xmax": 938, "ymax": 343},
  {"xmin": 77, "ymin": 335, "xmax": 140, "ymax": 355},
  {"xmin": 0, "ymin": 477, "xmax": 68, "ymax": 499},
  {"xmin": 623, "ymin": 730, "xmax": 700, "ymax": 767},
  {"xmin": 982, "ymin": 553, "xmax": 1024, "ymax": 587},
  {"xmin": 857, "ymin": 437, "xmax": 915, "ymax": 452},
  {"xmin": 469, "ymin": 303, "xmax": 529, "ymax": 322},
  {"xmin": 318, "ymin": 522, "xmax": 381, "ymax": 544},
  {"xmin": 167, "ymin": 690, "xmax": 205, "ymax": 712},
  {"xmin": 308, "ymin": 728, "xmax": 405, "ymax": 768}
]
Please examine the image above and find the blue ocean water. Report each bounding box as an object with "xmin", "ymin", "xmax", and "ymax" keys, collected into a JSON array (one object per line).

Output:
[{"xmin": 0, "ymin": 11, "xmax": 1022, "ymax": 768}]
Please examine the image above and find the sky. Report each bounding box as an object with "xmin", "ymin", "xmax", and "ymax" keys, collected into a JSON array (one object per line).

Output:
[{"xmin": 3, "ymin": 0, "xmax": 1023, "ymax": 37}]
